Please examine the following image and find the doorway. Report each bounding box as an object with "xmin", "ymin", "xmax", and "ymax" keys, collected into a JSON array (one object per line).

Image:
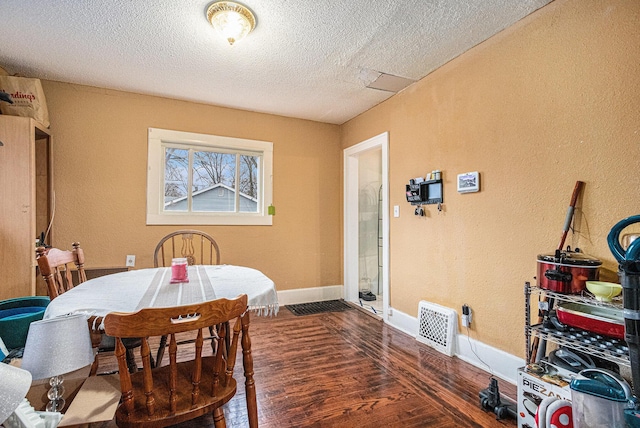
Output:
[{"xmin": 344, "ymin": 132, "xmax": 389, "ymax": 320}]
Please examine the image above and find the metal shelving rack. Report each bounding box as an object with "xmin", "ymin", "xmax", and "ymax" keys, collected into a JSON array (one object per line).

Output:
[{"xmin": 525, "ymin": 281, "xmax": 630, "ymax": 367}]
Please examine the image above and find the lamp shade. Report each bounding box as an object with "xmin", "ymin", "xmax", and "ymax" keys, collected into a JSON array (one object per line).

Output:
[
  {"xmin": 0, "ymin": 363, "xmax": 31, "ymax": 424},
  {"xmin": 21, "ymin": 314, "xmax": 95, "ymax": 380}
]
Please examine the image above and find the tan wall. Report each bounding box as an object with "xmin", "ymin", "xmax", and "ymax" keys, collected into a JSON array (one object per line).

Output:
[
  {"xmin": 27, "ymin": 0, "xmax": 639, "ymax": 359},
  {"xmin": 42, "ymin": 82, "xmax": 342, "ymax": 292},
  {"xmin": 341, "ymin": 0, "xmax": 640, "ymax": 357}
]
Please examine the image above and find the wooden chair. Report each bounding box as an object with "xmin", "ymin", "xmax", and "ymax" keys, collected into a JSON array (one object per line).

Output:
[
  {"xmin": 36, "ymin": 243, "xmax": 86, "ymax": 300},
  {"xmin": 153, "ymin": 230, "xmax": 222, "ymax": 365},
  {"xmin": 35, "ymin": 243, "xmax": 141, "ymax": 374},
  {"xmin": 153, "ymin": 229, "xmax": 221, "ymax": 267},
  {"xmin": 103, "ymin": 295, "xmax": 257, "ymax": 428}
]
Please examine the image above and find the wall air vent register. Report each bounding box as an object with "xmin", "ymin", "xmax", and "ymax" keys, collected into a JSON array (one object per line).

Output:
[{"xmin": 416, "ymin": 300, "xmax": 457, "ymax": 357}]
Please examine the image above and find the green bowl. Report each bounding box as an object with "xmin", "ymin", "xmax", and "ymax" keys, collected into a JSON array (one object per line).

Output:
[
  {"xmin": 0, "ymin": 296, "xmax": 50, "ymax": 349},
  {"xmin": 586, "ymin": 281, "xmax": 623, "ymax": 302}
]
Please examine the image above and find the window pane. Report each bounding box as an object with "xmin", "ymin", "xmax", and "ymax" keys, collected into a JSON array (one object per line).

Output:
[
  {"xmin": 192, "ymin": 150, "xmax": 236, "ymax": 212},
  {"xmin": 148, "ymin": 128, "xmax": 272, "ymax": 225},
  {"xmin": 239, "ymin": 155, "xmax": 260, "ymax": 213},
  {"xmin": 164, "ymin": 148, "xmax": 189, "ymax": 212}
]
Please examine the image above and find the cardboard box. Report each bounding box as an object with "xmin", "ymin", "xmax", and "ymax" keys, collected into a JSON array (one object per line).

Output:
[
  {"xmin": 58, "ymin": 375, "xmax": 120, "ymax": 427},
  {"xmin": 24, "ymin": 365, "xmax": 119, "ymax": 427},
  {"xmin": 517, "ymin": 365, "xmax": 573, "ymax": 428}
]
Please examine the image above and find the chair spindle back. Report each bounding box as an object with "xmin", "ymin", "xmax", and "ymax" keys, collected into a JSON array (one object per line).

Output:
[
  {"xmin": 103, "ymin": 295, "xmax": 256, "ymax": 428},
  {"xmin": 36, "ymin": 242, "xmax": 86, "ymax": 300},
  {"xmin": 153, "ymin": 230, "xmax": 220, "ymax": 267}
]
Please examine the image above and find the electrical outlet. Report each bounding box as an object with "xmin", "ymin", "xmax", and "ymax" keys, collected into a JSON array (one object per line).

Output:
[
  {"xmin": 126, "ymin": 255, "xmax": 136, "ymax": 267},
  {"xmin": 462, "ymin": 304, "xmax": 472, "ymax": 327}
]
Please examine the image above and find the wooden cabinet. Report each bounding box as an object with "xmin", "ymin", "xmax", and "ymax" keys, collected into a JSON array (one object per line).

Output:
[{"xmin": 0, "ymin": 116, "xmax": 52, "ymax": 299}]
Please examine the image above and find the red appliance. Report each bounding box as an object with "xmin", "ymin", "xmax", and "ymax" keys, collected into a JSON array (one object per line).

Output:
[
  {"xmin": 537, "ymin": 249, "xmax": 602, "ymax": 294},
  {"xmin": 556, "ymin": 303, "xmax": 625, "ymax": 339}
]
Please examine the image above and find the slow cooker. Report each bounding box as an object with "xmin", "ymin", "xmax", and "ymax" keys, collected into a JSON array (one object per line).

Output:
[{"xmin": 537, "ymin": 248, "xmax": 602, "ymax": 294}]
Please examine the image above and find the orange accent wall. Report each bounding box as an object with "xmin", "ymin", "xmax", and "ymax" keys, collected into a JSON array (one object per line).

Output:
[
  {"xmin": 341, "ymin": 0, "xmax": 640, "ymax": 356},
  {"xmin": 37, "ymin": 0, "xmax": 639, "ymax": 358},
  {"xmin": 42, "ymin": 82, "xmax": 342, "ymax": 293}
]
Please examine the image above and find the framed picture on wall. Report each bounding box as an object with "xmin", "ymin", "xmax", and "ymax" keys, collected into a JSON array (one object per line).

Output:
[{"xmin": 457, "ymin": 171, "xmax": 480, "ymax": 193}]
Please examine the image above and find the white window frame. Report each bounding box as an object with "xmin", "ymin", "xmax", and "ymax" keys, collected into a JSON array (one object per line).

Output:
[{"xmin": 147, "ymin": 128, "xmax": 273, "ymax": 226}]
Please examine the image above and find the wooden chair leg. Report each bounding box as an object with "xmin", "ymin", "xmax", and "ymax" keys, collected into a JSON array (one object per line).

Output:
[
  {"xmin": 208, "ymin": 324, "xmax": 229, "ymax": 358},
  {"xmin": 241, "ymin": 314, "xmax": 258, "ymax": 428},
  {"xmin": 156, "ymin": 334, "xmax": 168, "ymax": 367},
  {"xmin": 89, "ymin": 355, "xmax": 99, "ymax": 376},
  {"xmin": 213, "ymin": 407, "xmax": 227, "ymax": 428},
  {"xmin": 126, "ymin": 348, "xmax": 138, "ymax": 373},
  {"xmin": 209, "ymin": 325, "xmax": 217, "ymax": 355},
  {"xmin": 88, "ymin": 325, "xmax": 102, "ymax": 376},
  {"xmin": 157, "ymin": 327, "xmax": 219, "ymax": 368},
  {"xmin": 224, "ymin": 321, "xmax": 230, "ymax": 354}
]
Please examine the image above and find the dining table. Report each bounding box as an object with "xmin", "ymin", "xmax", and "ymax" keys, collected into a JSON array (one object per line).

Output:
[
  {"xmin": 42, "ymin": 264, "xmax": 275, "ymax": 428},
  {"xmin": 44, "ymin": 264, "xmax": 279, "ymax": 321}
]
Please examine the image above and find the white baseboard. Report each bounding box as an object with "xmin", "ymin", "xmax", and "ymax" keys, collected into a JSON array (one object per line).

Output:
[
  {"xmin": 385, "ymin": 306, "xmax": 523, "ymax": 385},
  {"xmin": 277, "ymin": 287, "xmax": 523, "ymax": 385},
  {"xmin": 276, "ymin": 285, "xmax": 343, "ymax": 306},
  {"xmin": 456, "ymin": 332, "xmax": 525, "ymax": 385},
  {"xmin": 385, "ymin": 305, "xmax": 418, "ymax": 337}
]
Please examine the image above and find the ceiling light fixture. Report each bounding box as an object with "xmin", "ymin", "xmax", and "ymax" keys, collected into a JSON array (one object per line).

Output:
[{"xmin": 206, "ymin": 1, "xmax": 256, "ymax": 46}]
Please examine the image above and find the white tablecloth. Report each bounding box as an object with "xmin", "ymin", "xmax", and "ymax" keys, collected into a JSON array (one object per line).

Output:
[{"xmin": 44, "ymin": 265, "xmax": 279, "ymax": 320}]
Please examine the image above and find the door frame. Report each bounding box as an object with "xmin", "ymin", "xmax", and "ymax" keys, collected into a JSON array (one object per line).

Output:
[{"xmin": 343, "ymin": 132, "xmax": 389, "ymax": 321}]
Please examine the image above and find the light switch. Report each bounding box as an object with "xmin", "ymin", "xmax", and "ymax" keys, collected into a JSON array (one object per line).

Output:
[{"xmin": 393, "ymin": 205, "xmax": 399, "ymax": 217}]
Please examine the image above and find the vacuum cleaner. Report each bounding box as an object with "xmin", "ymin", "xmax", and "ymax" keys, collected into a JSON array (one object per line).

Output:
[
  {"xmin": 479, "ymin": 377, "xmax": 517, "ymax": 420},
  {"xmin": 608, "ymin": 215, "xmax": 640, "ymax": 394},
  {"xmin": 608, "ymin": 215, "xmax": 640, "ymax": 427}
]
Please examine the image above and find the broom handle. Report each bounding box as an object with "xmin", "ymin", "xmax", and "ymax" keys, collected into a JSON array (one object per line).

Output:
[
  {"xmin": 558, "ymin": 181, "xmax": 585, "ymax": 251},
  {"xmin": 529, "ymin": 180, "xmax": 585, "ymax": 363}
]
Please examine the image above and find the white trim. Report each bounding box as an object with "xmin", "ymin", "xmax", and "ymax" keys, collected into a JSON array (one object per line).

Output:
[
  {"xmin": 456, "ymin": 332, "xmax": 524, "ymax": 386},
  {"xmin": 385, "ymin": 306, "xmax": 418, "ymax": 337},
  {"xmin": 343, "ymin": 132, "xmax": 389, "ymax": 321},
  {"xmin": 276, "ymin": 285, "xmax": 344, "ymax": 306},
  {"xmin": 146, "ymin": 127, "xmax": 273, "ymax": 226},
  {"xmin": 344, "ymin": 154, "xmax": 359, "ymax": 303}
]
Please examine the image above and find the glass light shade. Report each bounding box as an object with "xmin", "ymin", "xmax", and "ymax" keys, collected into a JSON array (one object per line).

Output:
[
  {"xmin": 21, "ymin": 314, "xmax": 95, "ymax": 380},
  {"xmin": 0, "ymin": 363, "xmax": 31, "ymax": 425},
  {"xmin": 207, "ymin": 1, "xmax": 256, "ymax": 45}
]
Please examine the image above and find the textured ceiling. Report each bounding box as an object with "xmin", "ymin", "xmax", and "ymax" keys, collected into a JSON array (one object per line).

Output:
[{"xmin": 0, "ymin": 0, "xmax": 551, "ymax": 124}]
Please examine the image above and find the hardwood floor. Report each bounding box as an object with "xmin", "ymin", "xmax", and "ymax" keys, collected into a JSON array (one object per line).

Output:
[{"xmin": 99, "ymin": 305, "xmax": 517, "ymax": 427}]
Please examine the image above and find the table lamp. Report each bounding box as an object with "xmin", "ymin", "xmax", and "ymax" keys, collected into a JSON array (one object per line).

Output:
[
  {"xmin": 0, "ymin": 363, "xmax": 32, "ymax": 424},
  {"xmin": 20, "ymin": 314, "xmax": 95, "ymax": 412}
]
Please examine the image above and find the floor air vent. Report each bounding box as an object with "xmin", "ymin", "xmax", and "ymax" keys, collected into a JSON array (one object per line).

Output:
[{"xmin": 416, "ymin": 301, "xmax": 457, "ymax": 356}]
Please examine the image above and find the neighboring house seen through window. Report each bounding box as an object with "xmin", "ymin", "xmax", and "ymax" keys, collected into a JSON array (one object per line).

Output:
[{"xmin": 147, "ymin": 128, "xmax": 273, "ymax": 225}]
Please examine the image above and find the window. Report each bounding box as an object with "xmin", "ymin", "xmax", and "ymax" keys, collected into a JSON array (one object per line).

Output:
[{"xmin": 147, "ymin": 128, "xmax": 273, "ymax": 225}]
